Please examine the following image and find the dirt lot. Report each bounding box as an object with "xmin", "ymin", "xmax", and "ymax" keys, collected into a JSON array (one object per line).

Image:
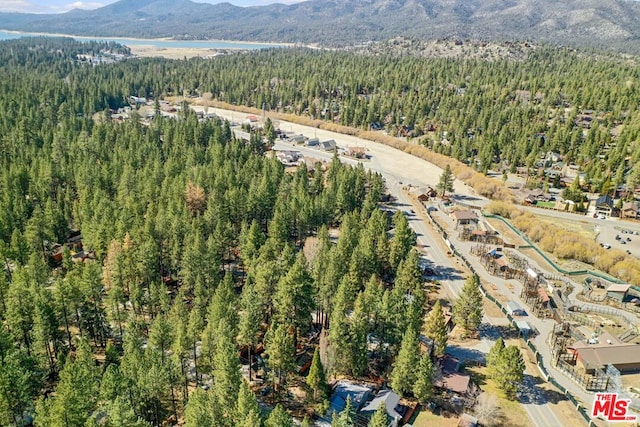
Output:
[
  {"xmin": 128, "ymin": 45, "xmax": 222, "ymax": 59},
  {"xmin": 412, "ymin": 410, "xmax": 461, "ymax": 427}
]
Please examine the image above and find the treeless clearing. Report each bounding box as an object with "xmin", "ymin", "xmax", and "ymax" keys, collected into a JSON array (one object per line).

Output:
[{"xmin": 412, "ymin": 410, "xmax": 461, "ymax": 427}]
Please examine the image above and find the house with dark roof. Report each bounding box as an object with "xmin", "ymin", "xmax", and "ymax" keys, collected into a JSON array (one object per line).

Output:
[
  {"xmin": 594, "ymin": 195, "xmax": 614, "ymax": 217},
  {"xmin": 319, "ymin": 139, "xmax": 337, "ymax": 151},
  {"xmin": 328, "ymin": 380, "xmax": 373, "ymax": 417}
]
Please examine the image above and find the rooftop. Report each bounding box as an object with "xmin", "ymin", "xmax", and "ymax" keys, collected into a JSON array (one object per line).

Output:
[
  {"xmin": 360, "ymin": 389, "xmax": 403, "ymax": 420},
  {"xmin": 451, "ymin": 210, "xmax": 479, "ymax": 221},
  {"xmin": 573, "ymin": 343, "xmax": 640, "ymax": 369},
  {"xmin": 607, "ymin": 284, "xmax": 631, "ymax": 293}
]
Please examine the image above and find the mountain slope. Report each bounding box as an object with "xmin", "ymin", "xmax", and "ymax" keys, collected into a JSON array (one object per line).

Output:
[{"xmin": 0, "ymin": 0, "xmax": 638, "ymax": 51}]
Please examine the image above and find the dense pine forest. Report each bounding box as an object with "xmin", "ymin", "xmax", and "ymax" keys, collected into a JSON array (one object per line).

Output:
[
  {"xmin": 0, "ymin": 36, "xmax": 638, "ymax": 426},
  {"xmin": 0, "ymin": 37, "xmax": 431, "ymax": 426}
]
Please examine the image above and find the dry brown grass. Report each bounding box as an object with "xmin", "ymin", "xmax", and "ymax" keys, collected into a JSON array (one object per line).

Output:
[
  {"xmin": 485, "ymin": 202, "xmax": 640, "ymax": 285},
  {"xmin": 196, "ymin": 100, "xmax": 515, "ymax": 202}
]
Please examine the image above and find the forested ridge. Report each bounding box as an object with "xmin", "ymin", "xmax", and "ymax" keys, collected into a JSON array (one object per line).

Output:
[{"xmin": 0, "ymin": 36, "xmax": 638, "ymax": 425}]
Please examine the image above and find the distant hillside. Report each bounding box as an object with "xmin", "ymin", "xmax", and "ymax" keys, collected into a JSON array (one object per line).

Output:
[{"xmin": 1, "ymin": 0, "xmax": 639, "ymax": 51}]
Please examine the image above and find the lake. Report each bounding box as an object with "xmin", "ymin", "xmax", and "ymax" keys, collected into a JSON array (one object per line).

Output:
[{"xmin": 0, "ymin": 30, "xmax": 286, "ymax": 50}]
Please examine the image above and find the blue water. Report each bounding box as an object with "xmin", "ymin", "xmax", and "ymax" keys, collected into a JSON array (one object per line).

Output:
[{"xmin": 0, "ymin": 30, "xmax": 285, "ymax": 50}]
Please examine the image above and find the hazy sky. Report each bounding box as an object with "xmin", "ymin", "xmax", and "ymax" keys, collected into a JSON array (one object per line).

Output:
[{"xmin": 0, "ymin": 0, "xmax": 305, "ymax": 14}]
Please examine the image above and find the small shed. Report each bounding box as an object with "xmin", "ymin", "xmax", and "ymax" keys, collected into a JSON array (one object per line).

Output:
[
  {"xmin": 319, "ymin": 139, "xmax": 337, "ymax": 151},
  {"xmin": 515, "ymin": 320, "xmax": 533, "ymax": 337},
  {"xmin": 289, "ymin": 134, "xmax": 306, "ymax": 144},
  {"xmin": 506, "ymin": 301, "xmax": 526, "ymax": 316},
  {"xmin": 606, "ymin": 284, "xmax": 630, "ymax": 302}
]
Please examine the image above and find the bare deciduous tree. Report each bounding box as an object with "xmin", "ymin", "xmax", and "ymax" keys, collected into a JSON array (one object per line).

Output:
[{"xmin": 474, "ymin": 392, "xmax": 502, "ymax": 427}]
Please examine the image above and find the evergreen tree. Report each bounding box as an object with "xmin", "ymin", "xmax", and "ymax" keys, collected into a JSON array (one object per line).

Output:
[
  {"xmin": 368, "ymin": 404, "xmax": 389, "ymax": 427},
  {"xmin": 389, "ymin": 211, "xmax": 416, "ymax": 271},
  {"xmin": 413, "ymin": 353, "xmax": 434, "ymax": 403},
  {"xmin": 237, "ymin": 282, "xmax": 263, "ymax": 382},
  {"xmin": 211, "ymin": 322, "xmax": 242, "ymax": 425},
  {"xmin": 306, "ymin": 347, "xmax": 328, "ymax": 402},
  {"xmin": 424, "ymin": 300, "xmax": 448, "ymax": 358},
  {"xmin": 436, "ymin": 164, "xmax": 454, "ymax": 197},
  {"xmin": 488, "ymin": 344, "xmax": 525, "ymax": 400},
  {"xmin": 184, "ymin": 388, "xmax": 213, "ymax": 427},
  {"xmin": 390, "ymin": 327, "xmax": 419, "ymax": 397},
  {"xmin": 236, "ymin": 380, "xmax": 262, "ymax": 426},
  {"xmin": 264, "ymin": 323, "xmax": 295, "ymax": 391},
  {"xmin": 42, "ymin": 338, "xmax": 99, "ymax": 427},
  {"xmin": 332, "ymin": 396, "xmax": 355, "ymax": 427},
  {"xmin": 265, "ymin": 404, "xmax": 292, "ymax": 427},
  {"xmin": 486, "ymin": 338, "xmax": 505, "ymax": 377},
  {"xmin": 453, "ymin": 275, "xmax": 484, "ymax": 338}
]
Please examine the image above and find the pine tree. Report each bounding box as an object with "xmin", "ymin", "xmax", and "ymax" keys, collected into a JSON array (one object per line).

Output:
[
  {"xmin": 390, "ymin": 327, "xmax": 419, "ymax": 397},
  {"xmin": 265, "ymin": 404, "xmax": 292, "ymax": 427},
  {"xmin": 236, "ymin": 380, "xmax": 262, "ymax": 426},
  {"xmin": 389, "ymin": 211, "xmax": 416, "ymax": 271},
  {"xmin": 184, "ymin": 388, "xmax": 213, "ymax": 427},
  {"xmin": 453, "ymin": 275, "xmax": 484, "ymax": 338},
  {"xmin": 237, "ymin": 282, "xmax": 263, "ymax": 382},
  {"xmin": 264, "ymin": 323, "xmax": 295, "ymax": 391},
  {"xmin": 368, "ymin": 404, "xmax": 388, "ymax": 427},
  {"xmin": 413, "ymin": 353, "xmax": 434, "ymax": 403},
  {"xmin": 486, "ymin": 338, "xmax": 505, "ymax": 378},
  {"xmin": 332, "ymin": 396, "xmax": 356, "ymax": 427},
  {"xmin": 424, "ymin": 300, "xmax": 448, "ymax": 358},
  {"xmin": 436, "ymin": 164, "xmax": 454, "ymax": 197},
  {"xmin": 306, "ymin": 347, "xmax": 328, "ymax": 402},
  {"xmin": 212, "ymin": 321, "xmax": 242, "ymax": 425},
  {"xmin": 44, "ymin": 338, "xmax": 99, "ymax": 427},
  {"xmin": 490, "ymin": 345, "xmax": 525, "ymax": 400}
]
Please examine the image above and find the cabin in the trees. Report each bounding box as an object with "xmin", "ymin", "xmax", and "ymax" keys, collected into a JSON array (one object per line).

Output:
[
  {"xmin": 306, "ymin": 137, "xmax": 320, "ymax": 147},
  {"xmin": 289, "ymin": 134, "xmax": 306, "ymax": 144},
  {"xmin": 359, "ymin": 389, "xmax": 404, "ymax": 426},
  {"xmin": 328, "ymin": 380, "xmax": 373, "ymax": 417},
  {"xmin": 435, "ymin": 355, "xmax": 471, "ymax": 395}
]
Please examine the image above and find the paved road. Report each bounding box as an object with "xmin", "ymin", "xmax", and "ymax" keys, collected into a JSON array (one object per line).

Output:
[{"xmin": 208, "ymin": 107, "xmax": 590, "ymax": 426}]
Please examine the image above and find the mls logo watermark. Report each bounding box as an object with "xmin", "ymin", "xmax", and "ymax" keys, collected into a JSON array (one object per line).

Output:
[{"xmin": 591, "ymin": 393, "xmax": 638, "ymax": 422}]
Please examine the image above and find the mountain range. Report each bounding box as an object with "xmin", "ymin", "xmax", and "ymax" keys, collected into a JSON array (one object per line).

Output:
[{"xmin": 1, "ymin": 0, "xmax": 639, "ymax": 51}]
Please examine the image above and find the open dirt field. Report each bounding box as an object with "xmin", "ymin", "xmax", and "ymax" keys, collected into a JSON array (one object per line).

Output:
[{"xmin": 128, "ymin": 45, "xmax": 222, "ymax": 59}]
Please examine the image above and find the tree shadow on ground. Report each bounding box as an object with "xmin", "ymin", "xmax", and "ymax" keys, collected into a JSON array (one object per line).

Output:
[{"xmin": 518, "ymin": 374, "xmax": 569, "ymax": 405}]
